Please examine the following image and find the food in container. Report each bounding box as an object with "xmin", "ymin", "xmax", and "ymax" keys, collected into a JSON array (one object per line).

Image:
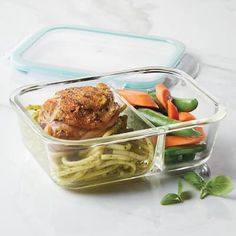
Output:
[{"xmin": 10, "ymin": 67, "xmax": 226, "ymax": 189}]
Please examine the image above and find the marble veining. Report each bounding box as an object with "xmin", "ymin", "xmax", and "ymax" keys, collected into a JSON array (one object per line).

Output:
[{"xmin": 0, "ymin": 0, "xmax": 236, "ymax": 236}]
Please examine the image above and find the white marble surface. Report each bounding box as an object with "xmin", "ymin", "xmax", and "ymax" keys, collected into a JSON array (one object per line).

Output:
[{"xmin": 0, "ymin": 0, "xmax": 236, "ymax": 235}]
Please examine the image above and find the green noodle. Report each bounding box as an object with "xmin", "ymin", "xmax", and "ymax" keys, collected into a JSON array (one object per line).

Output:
[
  {"xmin": 49, "ymin": 119, "xmax": 155, "ymax": 186},
  {"xmin": 26, "ymin": 104, "xmax": 41, "ymax": 120}
]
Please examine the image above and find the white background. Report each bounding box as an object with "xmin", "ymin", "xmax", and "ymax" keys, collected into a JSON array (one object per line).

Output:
[{"xmin": 0, "ymin": 1, "xmax": 236, "ymax": 235}]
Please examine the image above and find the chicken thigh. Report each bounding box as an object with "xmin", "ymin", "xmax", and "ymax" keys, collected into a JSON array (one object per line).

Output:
[{"xmin": 38, "ymin": 83, "xmax": 121, "ymax": 140}]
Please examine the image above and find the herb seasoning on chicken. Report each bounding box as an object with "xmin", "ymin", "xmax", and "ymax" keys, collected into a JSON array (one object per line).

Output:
[{"xmin": 38, "ymin": 83, "xmax": 122, "ymax": 140}]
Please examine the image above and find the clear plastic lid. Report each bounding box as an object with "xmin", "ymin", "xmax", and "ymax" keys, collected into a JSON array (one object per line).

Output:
[{"xmin": 10, "ymin": 25, "xmax": 186, "ymax": 89}]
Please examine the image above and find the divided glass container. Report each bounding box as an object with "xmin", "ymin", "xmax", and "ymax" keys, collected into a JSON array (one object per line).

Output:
[{"xmin": 10, "ymin": 67, "xmax": 226, "ymax": 189}]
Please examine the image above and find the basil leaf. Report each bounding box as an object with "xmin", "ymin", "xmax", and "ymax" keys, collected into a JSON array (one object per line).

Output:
[
  {"xmin": 204, "ymin": 176, "xmax": 234, "ymax": 197},
  {"xmin": 182, "ymin": 171, "xmax": 205, "ymax": 190},
  {"xmin": 161, "ymin": 193, "xmax": 182, "ymax": 205},
  {"xmin": 180, "ymin": 191, "xmax": 192, "ymax": 200},
  {"xmin": 178, "ymin": 179, "xmax": 183, "ymax": 196}
]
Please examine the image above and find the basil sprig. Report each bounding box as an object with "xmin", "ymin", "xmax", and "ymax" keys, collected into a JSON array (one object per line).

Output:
[
  {"xmin": 181, "ymin": 171, "xmax": 205, "ymax": 190},
  {"xmin": 161, "ymin": 179, "xmax": 188, "ymax": 205},
  {"xmin": 161, "ymin": 171, "xmax": 234, "ymax": 206},
  {"xmin": 181, "ymin": 171, "xmax": 234, "ymax": 199},
  {"xmin": 200, "ymin": 175, "xmax": 234, "ymax": 199}
]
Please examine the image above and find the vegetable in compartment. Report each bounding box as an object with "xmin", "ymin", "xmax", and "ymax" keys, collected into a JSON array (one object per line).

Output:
[{"xmin": 118, "ymin": 83, "xmax": 207, "ymax": 166}]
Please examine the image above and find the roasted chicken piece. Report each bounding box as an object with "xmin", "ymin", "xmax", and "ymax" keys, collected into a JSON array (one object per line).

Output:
[{"xmin": 38, "ymin": 83, "xmax": 122, "ymax": 140}]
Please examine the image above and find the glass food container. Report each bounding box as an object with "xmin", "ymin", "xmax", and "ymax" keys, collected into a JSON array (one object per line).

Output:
[{"xmin": 10, "ymin": 67, "xmax": 226, "ymax": 189}]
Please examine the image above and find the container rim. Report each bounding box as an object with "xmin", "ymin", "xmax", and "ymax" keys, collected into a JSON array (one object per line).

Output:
[{"xmin": 9, "ymin": 66, "xmax": 227, "ymax": 146}]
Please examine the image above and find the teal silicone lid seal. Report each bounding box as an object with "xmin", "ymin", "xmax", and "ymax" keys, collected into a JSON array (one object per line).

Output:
[{"xmin": 10, "ymin": 24, "xmax": 185, "ymax": 89}]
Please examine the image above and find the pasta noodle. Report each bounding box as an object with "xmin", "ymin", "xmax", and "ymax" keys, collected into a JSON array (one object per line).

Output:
[
  {"xmin": 49, "ymin": 116, "xmax": 155, "ymax": 187},
  {"xmin": 26, "ymin": 105, "xmax": 41, "ymax": 120}
]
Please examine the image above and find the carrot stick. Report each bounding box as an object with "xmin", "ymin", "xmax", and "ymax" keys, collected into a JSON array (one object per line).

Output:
[
  {"xmin": 118, "ymin": 89, "xmax": 158, "ymax": 108},
  {"xmin": 165, "ymin": 127, "xmax": 206, "ymax": 147},
  {"xmin": 155, "ymin": 84, "xmax": 171, "ymax": 110},
  {"xmin": 167, "ymin": 100, "xmax": 179, "ymax": 120},
  {"xmin": 179, "ymin": 112, "xmax": 196, "ymax": 122}
]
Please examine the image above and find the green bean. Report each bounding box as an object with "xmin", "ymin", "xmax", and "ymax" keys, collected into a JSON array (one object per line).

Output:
[
  {"xmin": 173, "ymin": 97, "xmax": 198, "ymax": 112},
  {"xmin": 164, "ymin": 153, "xmax": 195, "ymax": 165},
  {"xmin": 138, "ymin": 108, "xmax": 202, "ymax": 137},
  {"xmin": 165, "ymin": 144, "xmax": 206, "ymax": 157},
  {"xmin": 164, "ymin": 144, "xmax": 206, "ymax": 165}
]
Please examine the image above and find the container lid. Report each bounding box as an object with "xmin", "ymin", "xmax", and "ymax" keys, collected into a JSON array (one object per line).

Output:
[{"xmin": 10, "ymin": 24, "xmax": 185, "ymax": 89}]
